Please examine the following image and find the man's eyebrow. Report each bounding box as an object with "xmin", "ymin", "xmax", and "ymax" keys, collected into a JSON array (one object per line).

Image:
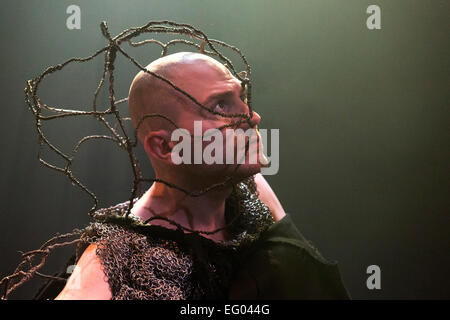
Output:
[{"xmin": 202, "ymin": 85, "xmax": 246, "ymax": 106}]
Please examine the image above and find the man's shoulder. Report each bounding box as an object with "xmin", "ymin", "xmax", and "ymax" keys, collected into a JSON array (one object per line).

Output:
[
  {"xmin": 244, "ymin": 213, "xmax": 351, "ymax": 299},
  {"xmin": 259, "ymin": 213, "xmax": 335, "ymax": 265},
  {"xmin": 55, "ymin": 243, "xmax": 112, "ymax": 300},
  {"xmin": 53, "ymin": 200, "xmax": 135, "ymax": 300}
]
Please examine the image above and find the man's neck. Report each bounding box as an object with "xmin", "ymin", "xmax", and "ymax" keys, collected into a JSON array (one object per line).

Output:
[{"xmin": 133, "ymin": 180, "xmax": 233, "ymax": 235}]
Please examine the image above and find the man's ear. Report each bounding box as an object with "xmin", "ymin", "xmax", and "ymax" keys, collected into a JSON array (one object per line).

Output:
[{"xmin": 143, "ymin": 130, "xmax": 176, "ymax": 163}]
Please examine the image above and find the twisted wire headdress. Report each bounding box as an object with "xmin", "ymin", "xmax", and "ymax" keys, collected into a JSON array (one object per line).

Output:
[{"xmin": 2, "ymin": 20, "xmax": 257, "ymax": 299}]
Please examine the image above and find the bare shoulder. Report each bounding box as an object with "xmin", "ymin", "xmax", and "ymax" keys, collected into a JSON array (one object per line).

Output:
[
  {"xmin": 254, "ymin": 173, "xmax": 287, "ymax": 222},
  {"xmin": 55, "ymin": 243, "xmax": 112, "ymax": 300}
]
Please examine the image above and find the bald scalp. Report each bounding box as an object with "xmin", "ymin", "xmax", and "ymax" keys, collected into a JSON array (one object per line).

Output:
[
  {"xmin": 128, "ymin": 59, "xmax": 183, "ymax": 143},
  {"xmin": 128, "ymin": 52, "xmax": 228, "ymax": 143}
]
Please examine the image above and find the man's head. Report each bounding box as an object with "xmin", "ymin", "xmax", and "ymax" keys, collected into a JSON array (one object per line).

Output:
[{"xmin": 128, "ymin": 52, "xmax": 265, "ymax": 191}]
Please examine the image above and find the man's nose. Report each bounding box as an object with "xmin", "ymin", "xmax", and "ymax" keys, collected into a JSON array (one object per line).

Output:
[{"xmin": 248, "ymin": 110, "xmax": 261, "ymax": 127}]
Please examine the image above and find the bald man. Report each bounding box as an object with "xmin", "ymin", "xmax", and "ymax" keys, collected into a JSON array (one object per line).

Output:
[{"xmin": 51, "ymin": 52, "xmax": 349, "ymax": 300}]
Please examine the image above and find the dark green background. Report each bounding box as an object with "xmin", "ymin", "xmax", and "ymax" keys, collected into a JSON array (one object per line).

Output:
[{"xmin": 0, "ymin": 0, "xmax": 448, "ymax": 299}]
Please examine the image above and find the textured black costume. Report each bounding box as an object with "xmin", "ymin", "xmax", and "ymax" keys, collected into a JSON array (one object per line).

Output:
[{"xmin": 35, "ymin": 179, "xmax": 350, "ymax": 300}]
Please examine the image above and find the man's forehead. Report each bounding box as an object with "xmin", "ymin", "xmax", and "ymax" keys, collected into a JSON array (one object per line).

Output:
[
  {"xmin": 168, "ymin": 57, "xmax": 241, "ymax": 94},
  {"xmin": 138, "ymin": 52, "xmax": 243, "ymax": 107}
]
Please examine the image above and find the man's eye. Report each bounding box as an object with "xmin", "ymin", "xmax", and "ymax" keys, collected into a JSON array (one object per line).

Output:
[{"xmin": 213, "ymin": 101, "xmax": 226, "ymax": 112}]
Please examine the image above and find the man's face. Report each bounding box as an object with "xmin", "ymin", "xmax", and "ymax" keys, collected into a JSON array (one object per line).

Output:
[{"xmin": 168, "ymin": 57, "xmax": 266, "ymax": 182}]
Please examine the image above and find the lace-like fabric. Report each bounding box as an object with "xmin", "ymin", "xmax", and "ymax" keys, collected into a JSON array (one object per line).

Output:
[{"xmin": 76, "ymin": 178, "xmax": 274, "ymax": 300}]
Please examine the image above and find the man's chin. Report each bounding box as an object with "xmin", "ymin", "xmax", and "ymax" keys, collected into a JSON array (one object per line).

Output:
[{"xmin": 228, "ymin": 163, "xmax": 262, "ymax": 183}]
